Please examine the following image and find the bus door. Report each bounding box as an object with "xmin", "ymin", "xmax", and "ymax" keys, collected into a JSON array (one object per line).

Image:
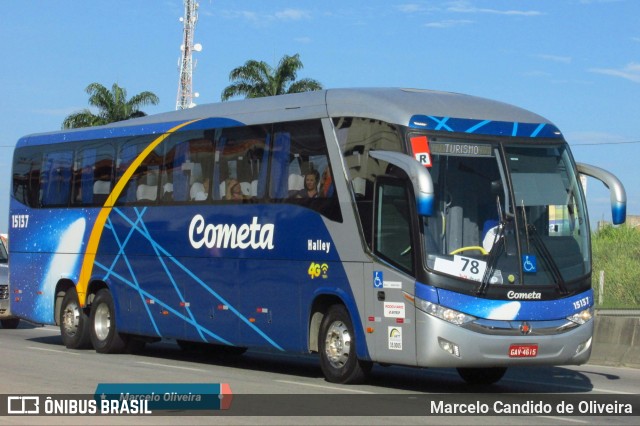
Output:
[{"xmin": 366, "ymin": 176, "xmax": 419, "ymax": 366}]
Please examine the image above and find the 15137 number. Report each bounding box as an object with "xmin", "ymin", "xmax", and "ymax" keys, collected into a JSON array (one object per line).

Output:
[{"xmin": 11, "ymin": 214, "xmax": 29, "ymax": 229}]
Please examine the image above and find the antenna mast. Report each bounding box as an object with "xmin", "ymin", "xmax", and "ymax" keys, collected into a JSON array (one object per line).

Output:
[{"xmin": 176, "ymin": 0, "xmax": 201, "ymax": 110}]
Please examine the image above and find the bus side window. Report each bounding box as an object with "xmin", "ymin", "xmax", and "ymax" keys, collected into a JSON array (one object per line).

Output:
[
  {"xmin": 269, "ymin": 132, "xmax": 291, "ymax": 199},
  {"xmin": 374, "ymin": 177, "xmax": 414, "ymax": 273},
  {"xmin": 187, "ymin": 138, "xmax": 214, "ymax": 203},
  {"xmin": 273, "ymin": 120, "xmax": 342, "ymax": 222},
  {"xmin": 115, "ymin": 136, "xmax": 160, "ymax": 205},
  {"xmin": 12, "ymin": 147, "xmax": 42, "ymax": 207},
  {"xmin": 161, "ymin": 136, "xmax": 213, "ymax": 203},
  {"xmin": 213, "ymin": 126, "xmax": 268, "ymax": 202},
  {"xmin": 162, "ymin": 139, "xmax": 187, "ymax": 202},
  {"xmin": 74, "ymin": 142, "xmax": 115, "ymax": 206},
  {"xmin": 41, "ymin": 150, "xmax": 73, "ymax": 207}
]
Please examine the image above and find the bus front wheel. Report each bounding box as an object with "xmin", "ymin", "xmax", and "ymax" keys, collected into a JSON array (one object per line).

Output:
[
  {"xmin": 60, "ymin": 287, "xmax": 91, "ymax": 349},
  {"xmin": 457, "ymin": 367, "xmax": 507, "ymax": 385},
  {"xmin": 319, "ymin": 305, "xmax": 371, "ymax": 384},
  {"xmin": 90, "ymin": 289, "xmax": 126, "ymax": 354}
]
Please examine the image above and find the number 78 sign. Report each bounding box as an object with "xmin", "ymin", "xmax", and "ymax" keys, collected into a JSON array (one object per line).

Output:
[{"xmin": 452, "ymin": 255, "xmax": 487, "ymax": 282}]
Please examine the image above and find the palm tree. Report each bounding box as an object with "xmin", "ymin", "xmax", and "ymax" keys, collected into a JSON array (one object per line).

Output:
[
  {"xmin": 62, "ymin": 82, "xmax": 159, "ymax": 129},
  {"xmin": 221, "ymin": 54, "xmax": 323, "ymax": 101}
]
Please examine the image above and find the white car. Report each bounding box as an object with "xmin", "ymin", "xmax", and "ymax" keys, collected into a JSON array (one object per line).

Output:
[{"xmin": 0, "ymin": 237, "xmax": 20, "ymax": 329}]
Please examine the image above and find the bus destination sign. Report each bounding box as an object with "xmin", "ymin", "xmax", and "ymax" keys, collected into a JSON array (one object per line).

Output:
[{"xmin": 430, "ymin": 142, "xmax": 493, "ymax": 157}]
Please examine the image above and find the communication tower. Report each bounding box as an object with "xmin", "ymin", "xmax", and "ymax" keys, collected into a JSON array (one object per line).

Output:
[{"xmin": 176, "ymin": 0, "xmax": 202, "ymax": 109}]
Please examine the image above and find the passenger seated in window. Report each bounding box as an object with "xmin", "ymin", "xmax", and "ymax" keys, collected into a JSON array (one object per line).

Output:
[
  {"xmin": 295, "ymin": 170, "xmax": 319, "ymax": 198},
  {"xmin": 191, "ymin": 178, "xmax": 209, "ymax": 201},
  {"xmin": 225, "ymin": 179, "xmax": 246, "ymax": 201}
]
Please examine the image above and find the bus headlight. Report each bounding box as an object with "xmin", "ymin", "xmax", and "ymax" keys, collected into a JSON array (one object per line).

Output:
[
  {"xmin": 417, "ymin": 299, "xmax": 476, "ymax": 325},
  {"xmin": 567, "ymin": 307, "xmax": 593, "ymax": 325}
]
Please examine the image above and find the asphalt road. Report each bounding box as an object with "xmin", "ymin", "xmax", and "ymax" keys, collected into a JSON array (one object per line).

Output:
[{"xmin": 0, "ymin": 321, "xmax": 638, "ymax": 425}]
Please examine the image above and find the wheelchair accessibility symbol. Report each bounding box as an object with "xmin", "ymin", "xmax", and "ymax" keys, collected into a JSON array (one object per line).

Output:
[
  {"xmin": 373, "ymin": 271, "xmax": 384, "ymax": 288},
  {"xmin": 522, "ymin": 255, "xmax": 537, "ymax": 273}
]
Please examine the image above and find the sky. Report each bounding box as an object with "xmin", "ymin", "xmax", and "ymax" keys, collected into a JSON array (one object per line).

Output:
[{"xmin": 0, "ymin": 0, "xmax": 638, "ymax": 234}]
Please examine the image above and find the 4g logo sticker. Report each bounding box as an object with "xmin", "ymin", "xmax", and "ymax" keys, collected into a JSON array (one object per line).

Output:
[{"xmin": 308, "ymin": 262, "xmax": 329, "ymax": 279}]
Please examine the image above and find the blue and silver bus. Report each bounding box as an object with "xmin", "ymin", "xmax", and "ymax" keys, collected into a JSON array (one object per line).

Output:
[{"xmin": 9, "ymin": 88, "xmax": 626, "ymax": 384}]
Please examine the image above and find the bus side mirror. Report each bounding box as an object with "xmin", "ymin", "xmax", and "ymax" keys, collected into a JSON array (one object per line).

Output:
[
  {"xmin": 369, "ymin": 150, "xmax": 434, "ymax": 216},
  {"xmin": 576, "ymin": 162, "xmax": 626, "ymax": 225}
]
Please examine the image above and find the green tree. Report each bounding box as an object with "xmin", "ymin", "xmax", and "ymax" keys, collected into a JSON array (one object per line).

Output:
[
  {"xmin": 63, "ymin": 82, "xmax": 159, "ymax": 129},
  {"xmin": 221, "ymin": 53, "xmax": 323, "ymax": 101}
]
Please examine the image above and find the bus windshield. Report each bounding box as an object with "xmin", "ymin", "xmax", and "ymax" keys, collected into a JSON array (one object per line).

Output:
[{"xmin": 423, "ymin": 139, "xmax": 590, "ymax": 289}]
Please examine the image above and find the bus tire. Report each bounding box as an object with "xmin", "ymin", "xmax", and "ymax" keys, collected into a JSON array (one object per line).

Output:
[
  {"xmin": 457, "ymin": 367, "xmax": 507, "ymax": 385},
  {"xmin": 1, "ymin": 318, "xmax": 20, "ymax": 329},
  {"xmin": 319, "ymin": 304, "xmax": 370, "ymax": 384},
  {"xmin": 60, "ymin": 287, "xmax": 91, "ymax": 349},
  {"xmin": 90, "ymin": 289, "xmax": 126, "ymax": 354}
]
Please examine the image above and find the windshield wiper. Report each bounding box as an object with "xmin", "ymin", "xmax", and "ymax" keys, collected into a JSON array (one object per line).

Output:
[
  {"xmin": 525, "ymin": 223, "xmax": 568, "ymax": 295},
  {"xmin": 477, "ymin": 196, "xmax": 507, "ymax": 296}
]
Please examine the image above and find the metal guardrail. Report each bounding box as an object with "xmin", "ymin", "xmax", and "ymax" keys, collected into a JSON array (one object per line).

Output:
[{"xmin": 595, "ymin": 309, "xmax": 640, "ymax": 317}]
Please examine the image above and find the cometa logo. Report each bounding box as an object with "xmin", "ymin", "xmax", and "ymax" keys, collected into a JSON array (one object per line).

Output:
[
  {"xmin": 189, "ymin": 215, "xmax": 275, "ymax": 250},
  {"xmin": 507, "ymin": 290, "xmax": 542, "ymax": 300}
]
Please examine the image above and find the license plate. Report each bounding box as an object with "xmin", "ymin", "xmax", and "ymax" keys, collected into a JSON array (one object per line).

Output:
[{"xmin": 508, "ymin": 344, "xmax": 538, "ymax": 358}]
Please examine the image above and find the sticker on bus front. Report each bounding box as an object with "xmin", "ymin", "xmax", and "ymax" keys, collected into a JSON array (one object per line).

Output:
[
  {"xmin": 522, "ymin": 255, "xmax": 537, "ymax": 273},
  {"xmin": 410, "ymin": 135, "xmax": 432, "ymax": 167},
  {"xmin": 373, "ymin": 271, "xmax": 383, "ymax": 288},
  {"xmin": 388, "ymin": 327, "xmax": 403, "ymax": 350}
]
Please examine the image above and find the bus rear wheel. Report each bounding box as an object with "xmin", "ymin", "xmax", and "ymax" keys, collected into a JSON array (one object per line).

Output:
[
  {"xmin": 60, "ymin": 287, "xmax": 91, "ymax": 349},
  {"xmin": 90, "ymin": 289, "xmax": 126, "ymax": 354},
  {"xmin": 457, "ymin": 367, "xmax": 507, "ymax": 385},
  {"xmin": 319, "ymin": 305, "xmax": 371, "ymax": 384}
]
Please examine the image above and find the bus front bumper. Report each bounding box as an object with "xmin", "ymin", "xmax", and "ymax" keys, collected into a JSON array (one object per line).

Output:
[{"xmin": 415, "ymin": 309, "xmax": 593, "ymax": 368}]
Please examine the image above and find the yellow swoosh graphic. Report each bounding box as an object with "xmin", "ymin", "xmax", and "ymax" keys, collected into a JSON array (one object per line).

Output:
[{"xmin": 76, "ymin": 119, "xmax": 199, "ymax": 306}]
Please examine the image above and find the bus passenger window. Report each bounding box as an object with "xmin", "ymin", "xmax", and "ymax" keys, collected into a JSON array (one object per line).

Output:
[
  {"xmin": 213, "ymin": 125, "xmax": 268, "ymax": 202},
  {"xmin": 41, "ymin": 150, "xmax": 73, "ymax": 207},
  {"xmin": 93, "ymin": 167, "xmax": 112, "ymax": 204},
  {"xmin": 273, "ymin": 120, "xmax": 342, "ymax": 222},
  {"xmin": 114, "ymin": 135, "xmax": 162, "ymax": 205},
  {"xmin": 74, "ymin": 142, "xmax": 115, "ymax": 206},
  {"xmin": 136, "ymin": 168, "xmax": 159, "ymax": 202},
  {"xmin": 12, "ymin": 148, "xmax": 42, "ymax": 207},
  {"xmin": 162, "ymin": 140, "xmax": 188, "ymax": 202},
  {"xmin": 161, "ymin": 134, "xmax": 214, "ymax": 204}
]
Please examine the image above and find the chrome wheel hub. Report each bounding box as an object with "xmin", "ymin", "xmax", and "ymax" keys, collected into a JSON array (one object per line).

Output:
[
  {"xmin": 62, "ymin": 303, "xmax": 80, "ymax": 336},
  {"xmin": 93, "ymin": 303, "xmax": 111, "ymax": 342},
  {"xmin": 324, "ymin": 320, "xmax": 351, "ymax": 369}
]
